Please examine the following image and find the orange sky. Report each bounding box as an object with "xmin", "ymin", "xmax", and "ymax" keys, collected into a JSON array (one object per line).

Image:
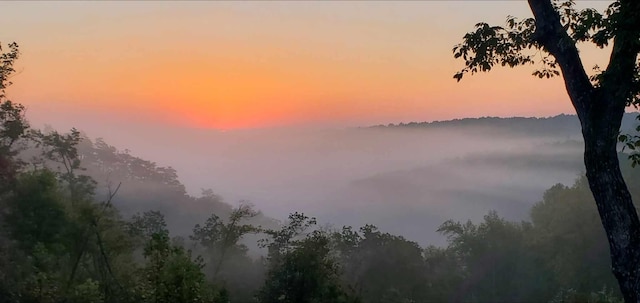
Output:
[{"xmin": 0, "ymin": 1, "xmax": 613, "ymax": 130}]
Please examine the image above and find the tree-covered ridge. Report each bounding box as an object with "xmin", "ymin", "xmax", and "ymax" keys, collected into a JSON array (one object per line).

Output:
[
  {"xmin": 372, "ymin": 113, "xmax": 639, "ymax": 139},
  {"xmin": 12, "ymin": 126, "xmax": 279, "ymax": 239}
]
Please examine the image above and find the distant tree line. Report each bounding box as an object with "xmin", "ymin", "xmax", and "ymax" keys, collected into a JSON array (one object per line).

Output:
[{"xmin": 371, "ymin": 114, "xmax": 639, "ymax": 142}]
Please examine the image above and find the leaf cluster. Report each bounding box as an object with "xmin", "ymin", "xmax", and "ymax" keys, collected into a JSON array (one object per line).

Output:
[{"xmin": 453, "ymin": 1, "xmax": 624, "ymax": 82}]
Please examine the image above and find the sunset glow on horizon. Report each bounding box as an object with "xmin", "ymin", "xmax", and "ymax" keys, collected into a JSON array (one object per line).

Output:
[{"xmin": 1, "ymin": 1, "xmax": 612, "ymax": 131}]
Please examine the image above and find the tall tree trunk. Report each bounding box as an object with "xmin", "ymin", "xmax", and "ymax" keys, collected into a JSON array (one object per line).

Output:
[
  {"xmin": 582, "ymin": 102, "xmax": 640, "ymax": 302},
  {"xmin": 526, "ymin": 0, "xmax": 640, "ymax": 300}
]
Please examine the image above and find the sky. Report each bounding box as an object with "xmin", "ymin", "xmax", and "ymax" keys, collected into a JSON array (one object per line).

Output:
[{"xmin": 1, "ymin": 1, "xmax": 612, "ymax": 131}]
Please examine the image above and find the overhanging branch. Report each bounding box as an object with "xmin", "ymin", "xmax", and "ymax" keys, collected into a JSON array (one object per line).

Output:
[
  {"xmin": 603, "ymin": 0, "xmax": 640, "ymax": 106},
  {"xmin": 527, "ymin": 0, "xmax": 594, "ymax": 117}
]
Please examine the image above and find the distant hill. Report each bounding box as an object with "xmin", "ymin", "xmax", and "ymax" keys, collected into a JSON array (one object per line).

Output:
[
  {"xmin": 371, "ymin": 113, "xmax": 639, "ymax": 138},
  {"xmin": 71, "ymin": 135, "xmax": 280, "ymax": 237}
]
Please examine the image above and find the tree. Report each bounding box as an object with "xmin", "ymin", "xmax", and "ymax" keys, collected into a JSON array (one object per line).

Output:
[
  {"xmin": 136, "ymin": 231, "xmax": 214, "ymax": 303},
  {"xmin": 422, "ymin": 245, "xmax": 464, "ymax": 303},
  {"xmin": 453, "ymin": 0, "xmax": 640, "ymax": 300},
  {"xmin": 190, "ymin": 204, "xmax": 261, "ymax": 301},
  {"xmin": 530, "ymin": 179, "xmax": 619, "ymax": 298},
  {"xmin": 332, "ymin": 225, "xmax": 428, "ymax": 303},
  {"xmin": 257, "ymin": 213, "xmax": 356, "ymax": 303},
  {"xmin": 191, "ymin": 203, "xmax": 259, "ymax": 281},
  {"xmin": 258, "ymin": 230, "xmax": 353, "ymax": 303},
  {"xmin": 0, "ymin": 42, "xmax": 28, "ymax": 191},
  {"xmin": 438, "ymin": 211, "xmax": 546, "ymax": 302}
]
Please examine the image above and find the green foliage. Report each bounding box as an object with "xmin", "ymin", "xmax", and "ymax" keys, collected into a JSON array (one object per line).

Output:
[
  {"xmin": 333, "ymin": 225, "xmax": 428, "ymax": 303},
  {"xmin": 529, "ymin": 179, "xmax": 616, "ymax": 293},
  {"xmin": 0, "ymin": 42, "xmax": 19, "ymax": 98},
  {"xmin": 34, "ymin": 128, "xmax": 98, "ymax": 197},
  {"xmin": 0, "ymin": 42, "xmax": 28, "ymax": 190},
  {"xmin": 452, "ymin": 18, "xmax": 537, "ymax": 81},
  {"xmin": 134, "ymin": 231, "xmax": 214, "ymax": 303},
  {"xmin": 87, "ymin": 137, "xmax": 187, "ymax": 195},
  {"xmin": 257, "ymin": 213, "xmax": 356, "ymax": 303},
  {"xmin": 258, "ymin": 226, "xmax": 354, "ymax": 303},
  {"xmin": 191, "ymin": 204, "xmax": 259, "ymax": 252},
  {"xmin": 69, "ymin": 279, "xmax": 105, "ymax": 303},
  {"xmin": 550, "ymin": 287, "xmax": 623, "ymax": 303},
  {"xmin": 4, "ymin": 170, "xmax": 69, "ymax": 251},
  {"xmin": 422, "ymin": 245, "xmax": 464, "ymax": 302},
  {"xmin": 439, "ymin": 211, "xmax": 549, "ymax": 302},
  {"xmin": 128, "ymin": 211, "xmax": 169, "ymax": 244},
  {"xmin": 261, "ymin": 212, "xmax": 317, "ymax": 262},
  {"xmin": 191, "ymin": 203, "xmax": 260, "ymax": 288},
  {"xmin": 453, "ymin": 1, "xmax": 628, "ymax": 83},
  {"xmin": 0, "ymin": 100, "xmax": 29, "ymax": 153},
  {"xmin": 429, "ymin": 166, "xmax": 640, "ymax": 303},
  {"xmin": 619, "ymin": 115, "xmax": 640, "ymax": 167},
  {"xmin": 553, "ymin": 0, "xmax": 618, "ymax": 48}
]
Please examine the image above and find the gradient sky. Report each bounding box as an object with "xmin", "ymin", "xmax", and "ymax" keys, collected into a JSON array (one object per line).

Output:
[{"xmin": 1, "ymin": 1, "xmax": 612, "ymax": 130}]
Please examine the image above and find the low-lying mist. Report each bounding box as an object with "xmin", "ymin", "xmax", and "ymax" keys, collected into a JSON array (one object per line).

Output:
[{"xmin": 67, "ymin": 114, "xmax": 614, "ymax": 246}]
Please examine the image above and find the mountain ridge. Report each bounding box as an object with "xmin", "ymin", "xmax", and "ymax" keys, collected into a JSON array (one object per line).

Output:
[{"xmin": 369, "ymin": 112, "xmax": 638, "ymax": 131}]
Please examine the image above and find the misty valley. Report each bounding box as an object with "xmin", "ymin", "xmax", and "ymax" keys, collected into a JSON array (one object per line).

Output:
[
  {"xmin": 3, "ymin": 103, "xmax": 640, "ymax": 302},
  {"xmin": 110, "ymin": 114, "xmax": 593, "ymax": 246}
]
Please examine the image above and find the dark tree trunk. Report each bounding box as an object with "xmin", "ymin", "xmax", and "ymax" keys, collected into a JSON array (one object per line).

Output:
[
  {"xmin": 527, "ymin": 0, "xmax": 640, "ymax": 301},
  {"xmin": 582, "ymin": 100, "xmax": 640, "ymax": 302}
]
